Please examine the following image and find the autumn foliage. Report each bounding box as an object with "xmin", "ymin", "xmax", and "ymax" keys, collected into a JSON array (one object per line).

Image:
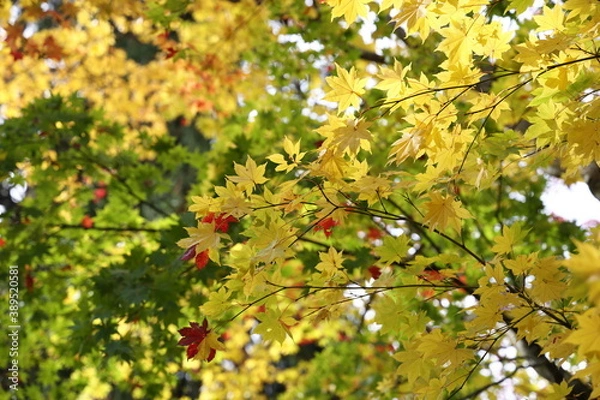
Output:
[{"xmin": 1, "ymin": 0, "xmax": 600, "ymax": 399}]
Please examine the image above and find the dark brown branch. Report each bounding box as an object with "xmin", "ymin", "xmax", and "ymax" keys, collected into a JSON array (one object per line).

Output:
[{"xmin": 359, "ymin": 49, "xmax": 387, "ymax": 64}]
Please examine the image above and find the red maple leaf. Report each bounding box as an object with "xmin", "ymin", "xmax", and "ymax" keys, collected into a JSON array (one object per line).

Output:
[
  {"xmin": 10, "ymin": 49, "xmax": 24, "ymax": 61},
  {"xmin": 94, "ymin": 187, "xmax": 107, "ymax": 202},
  {"xmin": 368, "ymin": 265, "xmax": 382, "ymax": 279},
  {"xmin": 314, "ymin": 217, "xmax": 338, "ymax": 238},
  {"xmin": 164, "ymin": 46, "xmax": 178, "ymax": 59},
  {"xmin": 81, "ymin": 215, "xmax": 94, "ymax": 229},
  {"xmin": 25, "ymin": 271, "xmax": 35, "ymax": 292},
  {"xmin": 418, "ymin": 269, "xmax": 445, "ymax": 282},
  {"xmin": 178, "ymin": 319, "xmax": 217, "ymax": 361},
  {"xmin": 366, "ymin": 227, "xmax": 383, "ymax": 241},
  {"xmin": 195, "ymin": 250, "xmax": 210, "ymax": 270},
  {"xmin": 180, "ymin": 247, "xmax": 210, "ymax": 270},
  {"xmin": 202, "ymin": 213, "xmax": 238, "ymax": 233}
]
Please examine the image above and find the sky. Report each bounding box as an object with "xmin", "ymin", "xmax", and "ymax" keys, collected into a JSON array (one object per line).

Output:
[{"xmin": 542, "ymin": 177, "xmax": 600, "ymax": 227}]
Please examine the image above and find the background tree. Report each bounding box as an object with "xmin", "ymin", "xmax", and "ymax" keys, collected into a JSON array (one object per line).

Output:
[{"xmin": 1, "ymin": 0, "xmax": 599, "ymax": 399}]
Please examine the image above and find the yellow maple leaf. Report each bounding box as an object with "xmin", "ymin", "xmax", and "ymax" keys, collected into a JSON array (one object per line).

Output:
[
  {"xmin": 394, "ymin": 347, "xmax": 435, "ymax": 385},
  {"xmin": 390, "ymin": 0, "xmax": 433, "ymax": 40},
  {"xmin": 545, "ymin": 380, "xmax": 573, "ymax": 400},
  {"xmin": 353, "ymin": 175, "xmax": 392, "ymax": 205},
  {"xmin": 504, "ymin": 253, "xmax": 537, "ymax": 275},
  {"xmin": 422, "ymin": 192, "xmax": 472, "ymax": 232},
  {"xmin": 565, "ymin": 241, "xmax": 600, "ymax": 280},
  {"xmin": 326, "ymin": 0, "xmax": 370, "ymax": 24},
  {"xmin": 214, "ymin": 181, "xmax": 252, "ymax": 218},
  {"xmin": 564, "ymin": 0, "xmax": 595, "ymax": 19},
  {"xmin": 188, "ymin": 195, "xmax": 221, "ymax": 217},
  {"xmin": 567, "ymin": 119, "xmax": 600, "ymax": 164},
  {"xmin": 176, "ymin": 222, "xmax": 223, "ymax": 253},
  {"xmin": 533, "ymin": 5, "xmax": 565, "ymax": 33},
  {"xmin": 200, "ymin": 287, "xmax": 232, "ymax": 317},
  {"xmin": 250, "ymin": 218, "xmax": 297, "ymax": 265},
  {"xmin": 311, "ymin": 148, "xmax": 350, "ymax": 181},
  {"xmin": 565, "ymin": 309, "xmax": 600, "ymax": 357},
  {"xmin": 330, "ymin": 118, "xmax": 372, "ymax": 155},
  {"xmin": 465, "ymin": 304, "xmax": 503, "ymax": 332},
  {"xmin": 322, "ymin": 64, "xmax": 368, "ymax": 114},
  {"xmin": 491, "ymin": 222, "xmax": 528, "ymax": 255},
  {"xmin": 379, "ymin": 0, "xmax": 402, "ymax": 11},
  {"xmin": 417, "ymin": 329, "xmax": 473, "ymax": 367},
  {"xmin": 388, "ymin": 131, "xmax": 424, "ymax": 165},
  {"xmin": 375, "ymin": 60, "xmax": 410, "ymax": 98},
  {"xmin": 529, "ymin": 256, "xmax": 567, "ymax": 303},
  {"xmin": 315, "ymin": 247, "xmax": 347, "ymax": 283},
  {"xmin": 254, "ymin": 308, "xmax": 296, "ymax": 344},
  {"xmin": 437, "ymin": 17, "xmax": 484, "ymax": 65},
  {"xmin": 267, "ymin": 137, "xmax": 306, "ymax": 172},
  {"xmin": 227, "ymin": 156, "xmax": 268, "ymax": 195}
]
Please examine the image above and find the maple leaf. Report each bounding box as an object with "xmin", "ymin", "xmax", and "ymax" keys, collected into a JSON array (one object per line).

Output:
[
  {"xmin": 267, "ymin": 136, "xmax": 306, "ymax": 172},
  {"xmin": 390, "ymin": 0, "xmax": 432, "ymax": 40},
  {"xmin": 465, "ymin": 304, "xmax": 503, "ymax": 332},
  {"xmin": 375, "ymin": 235, "xmax": 410, "ymax": 265},
  {"xmin": 565, "ymin": 310, "xmax": 600, "ymax": 357},
  {"xmin": 437, "ymin": 17, "xmax": 484, "ymax": 65},
  {"xmin": 394, "ymin": 348, "xmax": 435, "ymax": 385},
  {"xmin": 545, "ymin": 381, "xmax": 573, "ymax": 400},
  {"xmin": 326, "ymin": 0, "xmax": 370, "ymax": 24},
  {"xmin": 250, "ymin": 218, "xmax": 298, "ymax": 265},
  {"xmin": 422, "ymin": 192, "xmax": 472, "ymax": 233},
  {"xmin": 529, "ymin": 256, "xmax": 566, "ymax": 303},
  {"xmin": 81, "ymin": 215, "xmax": 94, "ymax": 229},
  {"xmin": 565, "ymin": 241, "xmax": 600, "ymax": 277},
  {"xmin": 200, "ymin": 287, "xmax": 231, "ymax": 317},
  {"xmin": 375, "ymin": 60, "xmax": 410, "ymax": 98},
  {"xmin": 315, "ymin": 247, "xmax": 346, "ymax": 281},
  {"xmin": 176, "ymin": 222, "xmax": 223, "ymax": 253},
  {"xmin": 417, "ymin": 329, "xmax": 473, "ymax": 367},
  {"xmin": 491, "ymin": 222, "xmax": 528, "ymax": 255},
  {"xmin": 195, "ymin": 250, "xmax": 210, "ymax": 270},
  {"xmin": 330, "ymin": 118, "xmax": 372, "ymax": 155},
  {"xmin": 534, "ymin": 6, "xmax": 565, "ymax": 33},
  {"xmin": 312, "ymin": 148, "xmax": 349, "ymax": 181},
  {"xmin": 214, "ymin": 181, "xmax": 252, "ymax": 218},
  {"xmin": 188, "ymin": 195, "xmax": 220, "ymax": 217},
  {"xmin": 178, "ymin": 319, "xmax": 224, "ymax": 361},
  {"xmin": 4, "ymin": 23, "xmax": 24, "ymax": 50},
  {"xmin": 504, "ymin": 253, "xmax": 536, "ymax": 275},
  {"xmin": 227, "ymin": 156, "xmax": 268, "ymax": 195},
  {"xmin": 506, "ymin": 0, "xmax": 533, "ymax": 14},
  {"xmin": 180, "ymin": 246, "xmax": 196, "ymax": 261},
  {"xmin": 322, "ymin": 64, "xmax": 368, "ymax": 114},
  {"xmin": 388, "ymin": 131, "xmax": 423, "ymax": 165},
  {"xmin": 41, "ymin": 35, "xmax": 64, "ymax": 60},
  {"xmin": 366, "ymin": 227, "xmax": 383, "ymax": 240},
  {"xmin": 202, "ymin": 212, "xmax": 238, "ymax": 233},
  {"xmin": 314, "ymin": 217, "xmax": 338, "ymax": 238},
  {"xmin": 368, "ymin": 265, "xmax": 382, "ymax": 279},
  {"xmin": 10, "ymin": 49, "xmax": 24, "ymax": 61},
  {"xmin": 254, "ymin": 308, "xmax": 296, "ymax": 343}
]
